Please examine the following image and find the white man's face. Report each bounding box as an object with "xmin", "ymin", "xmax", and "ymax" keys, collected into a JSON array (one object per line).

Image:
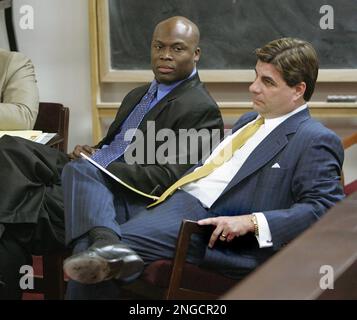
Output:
[{"xmin": 249, "ymin": 60, "xmax": 305, "ymax": 118}]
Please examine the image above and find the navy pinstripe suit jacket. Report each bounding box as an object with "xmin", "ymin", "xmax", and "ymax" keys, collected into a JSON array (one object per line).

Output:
[{"xmin": 197, "ymin": 108, "xmax": 344, "ymax": 275}]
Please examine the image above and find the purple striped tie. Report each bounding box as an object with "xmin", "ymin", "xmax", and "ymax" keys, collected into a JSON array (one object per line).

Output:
[{"xmin": 91, "ymin": 82, "xmax": 158, "ymax": 167}]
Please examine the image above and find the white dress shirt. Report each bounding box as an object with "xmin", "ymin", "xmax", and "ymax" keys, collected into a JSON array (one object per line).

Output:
[{"xmin": 182, "ymin": 104, "xmax": 307, "ymax": 248}]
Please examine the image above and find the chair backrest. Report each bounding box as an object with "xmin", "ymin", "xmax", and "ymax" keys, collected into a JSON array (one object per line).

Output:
[{"xmin": 34, "ymin": 102, "xmax": 69, "ymax": 153}]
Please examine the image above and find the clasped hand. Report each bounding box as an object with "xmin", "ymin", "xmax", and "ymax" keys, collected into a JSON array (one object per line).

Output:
[{"xmin": 68, "ymin": 145, "xmax": 97, "ymax": 160}]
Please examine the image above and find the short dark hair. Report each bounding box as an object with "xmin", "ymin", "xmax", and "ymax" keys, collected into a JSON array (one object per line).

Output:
[{"xmin": 255, "ymin": 38, "xmax": 319, "ymax": 101}]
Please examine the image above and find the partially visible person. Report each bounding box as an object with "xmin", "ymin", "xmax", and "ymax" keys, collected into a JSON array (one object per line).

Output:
[
  {"xmin": 0, "ymin": 49, "xmax": 39, "ymax": 300},
  {"xmin": 0, "ymin": 48, "xmax": 39, "ymax": 130}
]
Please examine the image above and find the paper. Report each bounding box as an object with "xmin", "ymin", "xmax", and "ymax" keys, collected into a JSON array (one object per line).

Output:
[
  {"xmin": 80, "ymin": 152, "xmax": 159, "ymax": 200},
  {"xmin": 0, "ymin": 130, "xmax": 43, "ymax": 141},
  {"xmin": 33, "ymin": 132, "xmax": 57, "ymax": 144},
  {"xmin": 0, "ymin": 130, "xmax": 57, "ymax": 145}
]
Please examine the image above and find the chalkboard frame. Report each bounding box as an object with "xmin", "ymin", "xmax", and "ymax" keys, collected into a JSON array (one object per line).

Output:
[{"xmin": 97, "ymin": 0, "xmax": 357, "ymax": 83}]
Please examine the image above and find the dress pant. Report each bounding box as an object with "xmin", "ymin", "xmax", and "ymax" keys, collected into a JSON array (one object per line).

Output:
[
  {"xmin": 0, "ymin": 230, "xmax": 31, "ymax": 300},
  {"xmin": 62, "ymin": 159, "xmax": 209, "ymax": 299}
]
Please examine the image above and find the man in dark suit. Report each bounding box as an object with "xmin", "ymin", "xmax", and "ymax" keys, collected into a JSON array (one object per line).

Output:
[
  {"xmin": 63, "ymin": 37, "xmax": 344, "ymax": 299},
  {"xmin": 0, "ymin": 16, "xmax": 223, "ymax": 299}
]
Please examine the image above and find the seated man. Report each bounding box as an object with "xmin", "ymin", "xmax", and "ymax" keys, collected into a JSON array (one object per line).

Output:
[
  {"xmin": 0, "ymin": 48, "xmax": 39, "ymax": 129},
  {"xmin": 63, "ymin": 37, "xmax": 344, "ymax": 299},
  {"xmin": 0, "ymin": 16, "xmax": 223, "ymax": 299},
  {"xmin": 0, "ymin": 48, "xmax": 39, "ymax": 299}
]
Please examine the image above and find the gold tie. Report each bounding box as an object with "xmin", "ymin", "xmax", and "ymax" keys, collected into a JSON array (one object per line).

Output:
[{"xmin": 148, "ymin": 117, "xmax": 265, "ymax": 208}]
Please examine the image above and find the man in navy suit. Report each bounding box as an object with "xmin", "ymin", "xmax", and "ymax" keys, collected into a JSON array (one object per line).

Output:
[{"xmin": 63, "ymin": 37, "xmax": 344, "ymax": 299}]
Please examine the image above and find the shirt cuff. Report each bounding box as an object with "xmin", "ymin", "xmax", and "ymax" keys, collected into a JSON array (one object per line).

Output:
[{"xmin": 253, "ymin": 212, "xmax": 273, "ymax": 248}]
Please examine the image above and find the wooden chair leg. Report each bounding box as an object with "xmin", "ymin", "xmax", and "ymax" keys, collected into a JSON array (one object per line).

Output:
[
  {"xmin": 165, "ymin": 220, "xmax": 217, "ymax": 300},
  {"xmin": 42, "ymin": 253, "xmax": 66, "ymax": 300}
]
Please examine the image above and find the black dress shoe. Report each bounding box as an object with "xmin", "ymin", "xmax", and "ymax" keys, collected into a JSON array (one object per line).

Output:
[{"xmin": 63, "ymin": 243, "xmax": 144, "ymax": 284}]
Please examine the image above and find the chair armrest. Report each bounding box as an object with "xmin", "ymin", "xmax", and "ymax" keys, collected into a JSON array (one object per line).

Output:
[
  {"xmin": 45, "ymin": 134, "xmax": 64, "ymax": 149},
  {"xmin": 165, "ymin": 219, "xmax": 212, "ymax": 299},
  {"xmin": 178, "ymin": 219, "xmax": 209, "ymax": 235}
]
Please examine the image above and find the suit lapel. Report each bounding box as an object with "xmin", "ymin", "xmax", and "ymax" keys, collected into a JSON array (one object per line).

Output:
[
  {"xmin": 137, "ymin": 73, "xmax": 201, "ymax": 135},
  {"xmin": 102, "ymin": 85, "xmax": 150, "ymax": 144},
  {"xmin": 115, "ymin": 86, "xmax": 149, "ymax": 127},
  {"xmin": 216, "ymin": 108, "xmax": 311, "ymax": 199},
  {"xmin": 182, "ymin": 112, "xmax": 259, "ymax": 175},
  {"xmin": 221, "ymin": 130, "xmax": 289, "ymax": 195},
  {"xmin": 107, "ymin": 73, "xmax": 201, "ymax": 141}
]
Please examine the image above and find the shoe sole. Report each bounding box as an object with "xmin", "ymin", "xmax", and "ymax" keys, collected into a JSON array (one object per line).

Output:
[
  {"xmin": 63, "ymin": 252, "xmax": 144, "ymax": 285},
  {"xmin": 63, "ymin": 253, "xmax": 112, "ymax": 284}
]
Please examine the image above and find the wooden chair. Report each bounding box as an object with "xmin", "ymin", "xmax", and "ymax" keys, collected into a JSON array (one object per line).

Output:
[
  {"xmin": 122, "ymin": 220, "xmax": 237, "ymax": 300},
  {"xmin": 34, "ymin": 102, "xmax": 69, "ymax": 153},
  {"xmin": 22, "ymin": 102, "xmax": 69, "ymax": 300}
]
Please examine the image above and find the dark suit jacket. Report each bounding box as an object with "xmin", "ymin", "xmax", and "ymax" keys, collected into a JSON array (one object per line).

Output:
[
  {"xmin": 98, "ymin": 73, "xmax": 223, "ymax": 196},
  {"xmin": 0, "ymin": 135, "xmax": 68, "ymax": 252},
  {"xmin": 196, "ymin": 109, "xmax": 345, "ymax": 276}
]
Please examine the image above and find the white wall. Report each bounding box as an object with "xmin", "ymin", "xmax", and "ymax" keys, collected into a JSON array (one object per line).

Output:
[{"xmin": 13, "ymin": 0, "xmax": 92, "ymax": 151}]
